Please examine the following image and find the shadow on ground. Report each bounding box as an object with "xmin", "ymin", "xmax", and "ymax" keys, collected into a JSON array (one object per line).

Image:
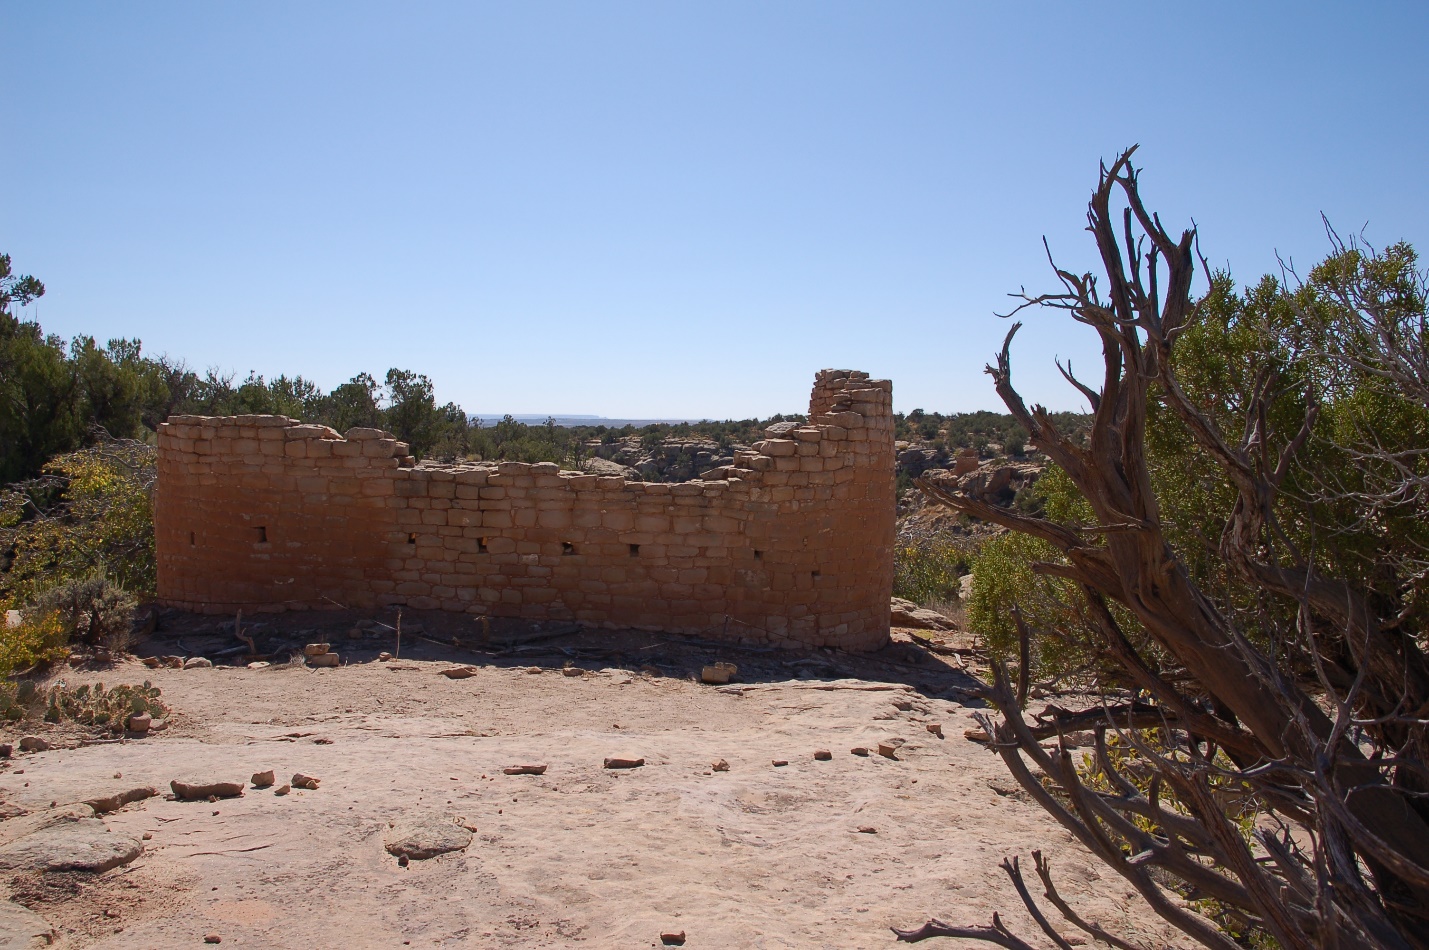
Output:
[{"xmin": 125, "ymin": 606, "xmax": 988, "ymax": 705}]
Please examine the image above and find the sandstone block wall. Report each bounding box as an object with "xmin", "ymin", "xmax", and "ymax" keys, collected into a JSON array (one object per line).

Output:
[{"xmin": 154, "ymin": 370, "xmax": 895, "ymax": 650}]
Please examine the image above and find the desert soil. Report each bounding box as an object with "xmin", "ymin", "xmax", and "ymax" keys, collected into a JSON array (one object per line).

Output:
[{"xmin": 0, "ymin": 612, "xmax": 1193, "ymax": 949}]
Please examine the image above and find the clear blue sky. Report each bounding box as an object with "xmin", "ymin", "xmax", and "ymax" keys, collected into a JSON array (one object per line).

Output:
[{"xmin": 4, "ymin": 2, "xmax": 1426, "ymax": 419}]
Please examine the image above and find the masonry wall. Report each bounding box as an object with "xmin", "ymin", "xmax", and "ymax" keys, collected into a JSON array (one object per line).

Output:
[{"xmin": 154, "ymin": 370, "xmax": 895, "ymax": 650}]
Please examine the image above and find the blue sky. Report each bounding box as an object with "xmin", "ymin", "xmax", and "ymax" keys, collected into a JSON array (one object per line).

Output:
[{"xmin": 4, "ymin": 2, "xmax": 1426, "ymax": 418}]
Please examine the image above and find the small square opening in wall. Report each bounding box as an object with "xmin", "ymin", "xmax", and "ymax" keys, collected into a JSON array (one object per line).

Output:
[
  {"xmin": 255, "ymin": 526, "xmax": 267, "ymax": 544},
  {"xmin": 478, "ymin": 538, "xmax": 488, "ymax": 553},
  {"xmin": 754, "ymin": 549, "xmax": 763, "ymax": 561},
  {"xmin": 562, "ymin": 541, "xmax": 575, "ymax": 556},
  {"xmin": 812, "ymin": 570, "xmax": 821, "ymax": 580},
  {"xmin": 407, "ymin": 533, "xmax": 417, "ymax": 545},
  {"xmin": 629, "ymin": 544, "xmax": 640, "ymax": 557}
]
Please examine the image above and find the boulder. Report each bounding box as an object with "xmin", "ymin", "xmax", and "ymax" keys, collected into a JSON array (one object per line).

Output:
[
  {"xmin": 17, "ymin": 737, "xmax": 50, "ymax": 753},
  {"xmin": 581, "ymin": 457, "xmax": 639, "ymax": 479},
  {"xmin": 0, "ymin": 899, "xmax": 55, "ymax": 949},
  {"xmin": 889, "ymin": 597, "xmax": 957, "ymax": 631},
  {"xmin": 251, "ymin": 770, "xmax": 275, "ymax": 788},
  {"xmin": 383, "ymin": 817, "xmax": 473, "ymax": 860},
  {"xmin": 307, "ymin": 652, "xmax": 340, "ymax": 667},
  {"xmin": 183, "ymin": 656, "xmax": 213, "ymax": 669},
  {"xmin": 700, "ymin": 662, "xmax": 737, "ymax": 685},
  {"xmin": 0, "ymin": 818, "xmax": 143, "ymax": 872}
]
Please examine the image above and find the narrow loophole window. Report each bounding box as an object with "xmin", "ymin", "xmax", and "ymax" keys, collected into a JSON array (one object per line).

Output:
[
  {"xmin": 562, "ymin": 541, "xmax": 575, "ymax": 556},
  {"xmin": 189, "ymin": 531, "xmax": 196, "ymax": 546},
  {"xmin": 407, "ymin": 533, "xmax": 417, "ymax": 545},
  {"xmin": 629, "ymin": 544, "xmax": 640, "ymax": 557},
  {"xmin": 255, "ymin": 526, "xmax": 267, "ymax": 543},
  {"xmin": 478, "ymin": 537, "xmax": 488, "ymax": 553},
  {"xmin": 753, "ymin": 549, "xmax": 763, "ymax": 561}
]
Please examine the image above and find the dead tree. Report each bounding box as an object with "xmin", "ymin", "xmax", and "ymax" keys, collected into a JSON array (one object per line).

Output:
[{"xmin": 903, "ymin": 147, "xmax": 1429, "ymax": 949}]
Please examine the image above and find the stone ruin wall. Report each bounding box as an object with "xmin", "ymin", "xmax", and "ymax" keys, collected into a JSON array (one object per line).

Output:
[{"xmin": 154, "ymin": 370, "xmax": 895, "ymax": 650}]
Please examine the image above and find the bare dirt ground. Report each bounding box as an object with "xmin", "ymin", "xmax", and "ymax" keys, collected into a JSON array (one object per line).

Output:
[{"xmin": 0, "ymin": 611, "xmax": 1193, "ymax": 949}]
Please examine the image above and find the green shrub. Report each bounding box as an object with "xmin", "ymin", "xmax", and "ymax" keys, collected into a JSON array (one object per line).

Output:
[
  {"xmin": 0, "ymin": 606, "xmax": 68, "ymax": 677},
  {"xmin": 893, "ymin": 539, "xmax": 973, "ymax": 606},
  {"xmin": 26, "ymin": 572, "xmax": 137, "ymax": 652}
]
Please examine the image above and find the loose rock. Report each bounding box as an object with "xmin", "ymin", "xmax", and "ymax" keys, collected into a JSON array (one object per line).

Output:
[
  {"xmin": 127, "ymin": 712, "xmax": 152, "ymax": 733},
  {"xmin": 711, "ymin": 759, "xmax": 729, "ymax": 772},
  {"xmin": 857, "ymin": 825, "xmax": 877, "ymax": 834},
  {"xmin": 170, "ymin": 779, "xmax": 244, "ymax": 800},
  {"xmin": 660, "ymin": 931, "xmax": 687, "ymax": 946},
  {"xmin": 772, "ymin": 759, "xmax": 788, "ymax": 767},
  {"xmin": 251, "ymin": 770, "xmax": 275, "ymax": 788},
  {"xmin": 183, "ymin": 656, "xmax": 213, "ymax": 669},
  {"xmin": 291, "ymin": 773, "xmax": 320, "ymax": 790},
  {"xmin": 18, "ymin": 736, "xmax": 50, "ymax": 753},
  {"xmin": 502, "ymin": 765, "xmax": 547, "ymax": 775},
  {"xmin": 850, "ymin": 747, "xmax": 870, "ymax": 756},
  {"xmin": 441, "ymin": 666, "xmax": 478, "ymax": 679},
  {"xmin": 603, "ymin": 757, "xmax": 644, "ymax": 769},
  {"xmin": 303, "ymin": 643, "xmax": 331, "ymax": 657},
  {"xmin": 307, "ymin": 653, "xmax": 340, "ymax": 667},
  {"xmin": 205, "ymin": 934, "xmax": 222, "ymax": 944},
  {"xmin": 273, "ymin": 785, "xmax": 290, "ymax": 796},
  {"xmin": 926, "ymin": 722, "xmax": 944, "ymax": 738},
  {"xmin": 813, "ymin": 749, "xmax": 832, "ymax": 761},
  {"xmin": 877, "ymin": 739, "xmax": 904, "ymax": 760},
  {"xmin": 383, "ymin": 817, "xmax": 473, "ymax": 860}
]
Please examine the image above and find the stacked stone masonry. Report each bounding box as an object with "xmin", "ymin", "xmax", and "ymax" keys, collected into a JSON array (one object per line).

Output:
[{"xmin": 155, "ymin": 370, "xmax": 895, "ymax": 650}]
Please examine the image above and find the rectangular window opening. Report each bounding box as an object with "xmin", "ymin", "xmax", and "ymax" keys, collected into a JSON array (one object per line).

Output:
[
  {"xmin": 407, "ymin": 533, "xmax": 418, "ymax": 545},
  {"xmin": 478, "ymin": 537, "xmax": 488, "ymax": 553},
  {"xmin": 629, "ymin": 544, "xmax": 640, "ymax": 557},
  {"xmin": 562, "ymin": 541, "xmax": 575, "ymax": 556},
  {"xmin": 255, "ymin": 526, "xmax": 267, "ymax": 544},
  {"xmin": 812, "ymin": 570, "xmax": 821, "ymax": 580},
  {"xmin": 753, "ymin": 549, "xmax": 763, "ymax": 561}
]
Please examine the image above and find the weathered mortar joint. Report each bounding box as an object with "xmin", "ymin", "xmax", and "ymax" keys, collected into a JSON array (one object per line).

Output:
[{"xmin": 154, "ymin": 370, "xmax": 895, "ymax": 650}]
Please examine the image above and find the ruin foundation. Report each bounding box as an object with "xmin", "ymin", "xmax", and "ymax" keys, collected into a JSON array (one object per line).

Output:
[{"xmin": 154, "ymin": 370, "xmax": 895, "ymax": 650}]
